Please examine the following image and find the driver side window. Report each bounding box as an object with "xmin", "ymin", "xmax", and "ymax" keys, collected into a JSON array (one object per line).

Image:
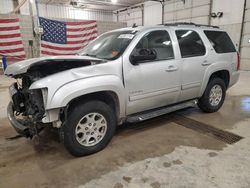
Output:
[{"xmin": 132, "ymin": 30, "xmax": 174, "ymax": 61}]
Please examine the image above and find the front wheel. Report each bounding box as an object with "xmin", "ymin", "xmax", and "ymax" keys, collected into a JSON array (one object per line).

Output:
[
  {"xmin": 198, "ymin": 77, "xmax": 226, "ymax": 113},
  {"xmin": 63, "ymin": 100, "xmax": 116, "ymax": 157}
]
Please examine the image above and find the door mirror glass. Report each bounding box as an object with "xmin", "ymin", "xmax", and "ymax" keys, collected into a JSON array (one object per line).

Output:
[{"xmin": 130, "ymin": 48, "xmax": 157, "ymax": 64}]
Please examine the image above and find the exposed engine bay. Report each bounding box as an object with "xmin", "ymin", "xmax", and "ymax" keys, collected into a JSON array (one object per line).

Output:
[
  {"xmin": 11, "ymin": 76, "xmax": 45, "ymax": 121},
  {"xmin": 9, "ymin": 59, "xmax": 99, "ymax": 138},
  {"xmin": 10, "ymin": 74, "xmax": 46, "ymax": 138}
]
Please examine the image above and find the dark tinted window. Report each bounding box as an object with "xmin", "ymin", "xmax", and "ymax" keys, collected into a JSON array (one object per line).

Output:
[
  {"xmin": 132, "ymin": 30, "xmax": 174, "ymax": 60},
  {"xmin": 204, "ymin": 31, "xmax": 236, "ymax": 53},
  {"xmin": 176, "ymin": 30, "xmax": 206, "ymax": 58}
]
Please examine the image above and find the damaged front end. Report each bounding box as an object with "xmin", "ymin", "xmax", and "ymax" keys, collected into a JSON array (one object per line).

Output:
[
  {"xmin": 5, "ymin": 56, "xmax": 106, "ymax": 138},
  {"xmin": 7, "ymin": 74, "xmax": 47, "ymax": 138}
]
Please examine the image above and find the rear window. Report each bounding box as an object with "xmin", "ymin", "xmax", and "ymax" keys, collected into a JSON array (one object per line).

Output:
[
  {"xmin": 175, "ymin": 30, "xmax": 206, "ymax": 58},
  {"xmin": 204, "ymin": 31, "xmax": 236, "ymax": 53}
]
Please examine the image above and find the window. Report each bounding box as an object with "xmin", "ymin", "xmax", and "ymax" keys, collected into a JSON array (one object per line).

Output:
[
  {"xmin": 175, "ymin": 30, "xmax": 206, "ymax": 58},
  {"xmin": 204, "ymin": 31, "xmax": 236, "ymax": 53},
  {"xmin": 79, "ymin": 30, "xmax": 136, "ymax": 60},
  {"xmin": 132, "ymin": 30, "xmax": 174, "ymax": 61}
]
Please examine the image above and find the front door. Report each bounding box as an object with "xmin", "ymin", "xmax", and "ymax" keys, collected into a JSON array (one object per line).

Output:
[{"xmin": 123, "ymin": 29, "xmax": 181, "ymax": 115}]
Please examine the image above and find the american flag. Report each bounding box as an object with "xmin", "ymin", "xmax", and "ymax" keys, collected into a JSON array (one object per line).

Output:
[
  {"xmin": 0, "ymin": 18, "xmax": 26, "ymax": 60},
  {"xmin": 39, "ymin": 17, "xmax": 98, "ymax": 56}
]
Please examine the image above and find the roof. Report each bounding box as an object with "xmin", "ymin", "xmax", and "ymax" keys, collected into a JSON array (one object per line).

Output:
[{"xmin": 112, "ymin": 23, "xmax": 222, "ymax": 33}]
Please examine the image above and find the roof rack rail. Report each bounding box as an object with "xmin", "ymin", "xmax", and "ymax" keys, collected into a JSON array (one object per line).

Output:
[{"xmin": 160, "ymin": 22, "xmax": 219, "ymax": 29}]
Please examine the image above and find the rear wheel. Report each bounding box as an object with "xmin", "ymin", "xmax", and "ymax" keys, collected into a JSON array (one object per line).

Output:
[
  {"xmin": 198, "ymin": 77, "xmax": 226, "ymax": 113},
  {"xmin": 63, "ymin": 100, "xmax": 116, "ymax": 157}
]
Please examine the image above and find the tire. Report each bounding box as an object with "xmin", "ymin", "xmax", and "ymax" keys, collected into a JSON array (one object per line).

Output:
[
  {"xmin": 198, "ymin": 77, "xmax": 226, "ymax": 113},
  {"xmin": 63, "ymin": 100, "xmax": 116, "ymax": 157}
]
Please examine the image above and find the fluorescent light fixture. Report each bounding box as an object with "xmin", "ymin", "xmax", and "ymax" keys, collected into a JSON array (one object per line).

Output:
[{"xmin": 111, "ymin": 0, "xmax": 118, "ymax": 3}]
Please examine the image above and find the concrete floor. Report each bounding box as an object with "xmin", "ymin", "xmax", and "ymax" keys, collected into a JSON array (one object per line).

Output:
[{"xmin": 0, "ymin": 71, "xmax": 250, "ymax": 188}]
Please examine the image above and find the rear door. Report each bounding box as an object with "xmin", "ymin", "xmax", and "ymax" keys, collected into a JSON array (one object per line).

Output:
[{"xmin": 174, "ymin": 29, "xmax": 212, "ymax": 101}]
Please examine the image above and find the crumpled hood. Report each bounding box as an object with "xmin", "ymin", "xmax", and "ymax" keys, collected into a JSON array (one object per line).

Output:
[{"xmin": 4, "ymin": 55, "xmax": 104, "ymax": 76}]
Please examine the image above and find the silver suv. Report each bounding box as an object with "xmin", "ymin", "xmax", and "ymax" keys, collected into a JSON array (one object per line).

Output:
[{"xmin": 5, "ymin": 23, "xmax": 240, "ymax": 156}]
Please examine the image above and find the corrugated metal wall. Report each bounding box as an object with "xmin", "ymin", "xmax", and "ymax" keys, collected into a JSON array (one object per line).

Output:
[
  {"xmin": 0, "ymin": 0, "xmax": 114, "ymax": 21},
  {"xmin": 0, "ymin": 0, "xmax": 14, "ymax": 14},
  {"xmin": 38, "ymin": 4, "xmax": 113, "ymax": 21}
]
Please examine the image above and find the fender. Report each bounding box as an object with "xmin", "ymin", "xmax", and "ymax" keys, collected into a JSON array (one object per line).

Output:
[
  {"xmin": 199, "ymin": 60, "xmax": 232, "ymax": 96},
  {"xmin": 30, "ymin": 73, "xmax": 126, "ymax": 118},
  {"xmin": 50, "ymin": 75, "xmax": 126, "ymax": 117}
]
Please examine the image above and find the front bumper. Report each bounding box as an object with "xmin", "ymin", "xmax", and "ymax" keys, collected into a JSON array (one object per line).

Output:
[{"xmin": 7, "ymin": 102, "xmax": 30, "ymax": 137}]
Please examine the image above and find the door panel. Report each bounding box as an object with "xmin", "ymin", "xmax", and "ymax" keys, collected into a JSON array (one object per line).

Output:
[
  {"xmin": 124, "ymin": 59, "xmax": 181, "ymax": 115},
  {"xmin": 174, "ymin": 29, "xmax": 211, "ymax": 101},
  {"xmin": 180, "ymin": 56, "xmax": 209, "ymax": 101},
  {"xmin": 123, "ymin": 29, "xmax": 181, "ymax": 115}
]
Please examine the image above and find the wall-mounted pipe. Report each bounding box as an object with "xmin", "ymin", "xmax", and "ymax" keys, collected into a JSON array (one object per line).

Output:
[
  {"xmin": 239, "ymin": 0, "xmax": 247, "ymax": 52},
  {"xmin": 141, "ymin": 4, "xmax": 144, "ymax": 26},
  {"xmin": 161, "ymin": 0, "xmax": 165, "ymax": 24},
  {"xmin": 208, "ymin": 0, "xmax": 213, "ymax": 25}
]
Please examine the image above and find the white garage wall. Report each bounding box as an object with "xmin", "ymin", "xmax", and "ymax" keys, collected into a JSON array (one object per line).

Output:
[
  {"xmin": 116, "ymin": 0, "xmax": 250, "ymax": 70},
  {"xmin": 37, "ymin": 4, "xmax": 113, "ymax": 21},
  {"xmin": 164, "ymin": 0, "xmax": 210, "ymax": 24},
  {"xmin": 211, "ymin": 0, "xmax": 244, "ymax": 25},
  {"xmin": 117, "ymin": 7, "xmax": 143, "ymax": 26},
  {"xmin": 116, "ymin": 0, "xmax": 211, "ymax": 26},
  {"xmin": 211, "ymin": 0, "xmax": 245, "ymax": 50},
  {"xmin": 0, "ymin": 0, "xmax": 114, "ymax": 21},
  {"xmin": 0, "ymin": 0, "xmax": 13, "ymax": 14},
  {"xmin": 144, "ymin": 1, "xmax": 162, "ymax": 26},
  {"xmin": 117, "ymin": 1, "xmax": 163, "ymax": 27},
  {"xmin": 0, "ymin": 12, "xmax": 126, "ymax": 59}
]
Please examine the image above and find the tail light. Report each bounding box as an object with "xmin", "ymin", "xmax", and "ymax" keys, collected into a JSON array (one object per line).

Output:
[{"xmin": 237, "ymin": 52, "xmax": 240, "ymax": 71}]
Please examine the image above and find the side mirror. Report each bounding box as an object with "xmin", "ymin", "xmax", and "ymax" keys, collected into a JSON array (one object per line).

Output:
[{"xmin": 130, "ymin": 48, "xmax": 157, "ymax": 65}]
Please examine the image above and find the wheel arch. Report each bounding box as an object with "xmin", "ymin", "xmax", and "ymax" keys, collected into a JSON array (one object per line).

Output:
[
  {"xmin": 209, "ymin": 70, "xmax": 230, "ymax": 87},
  {"xmin": 200, "ymin": 69, "xmax": 230, "ymax": 96},
  {"xmin": 65, "ymin": 91, "xmax": 121, "ymax": 124}
]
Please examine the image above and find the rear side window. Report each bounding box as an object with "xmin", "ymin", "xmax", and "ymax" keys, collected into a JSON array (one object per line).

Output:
[
  {"xmin": 175, "ymin": 30, "xmax": 206, "ymax": 58},
  {"xmin": 204, "ymin": 31, "xmax": 236, "ymax": 53}
]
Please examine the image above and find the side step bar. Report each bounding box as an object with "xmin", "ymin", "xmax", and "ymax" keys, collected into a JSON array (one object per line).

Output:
[{"xmin": 126, "ymin": 100, "xmax": 197, "ymax": 123}]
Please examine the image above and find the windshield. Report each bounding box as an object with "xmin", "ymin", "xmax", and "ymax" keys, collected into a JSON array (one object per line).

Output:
[{"xmin": 78, "ymin": 30, "xmax": 136, "ymax": 60}]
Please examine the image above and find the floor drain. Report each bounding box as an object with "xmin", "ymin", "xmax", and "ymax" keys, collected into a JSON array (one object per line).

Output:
[{"xmin": 172, "ymin": 115, "xmax": 243, "ymax": 144}]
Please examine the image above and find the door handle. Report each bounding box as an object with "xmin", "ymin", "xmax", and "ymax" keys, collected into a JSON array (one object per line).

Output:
[
  {"xmin": 202, "ymin": 60, "xmax": 211, "ymax": 66},
  {"xmin": 165, "ymin": 65, "xmax": 178, "ymax": 72}
]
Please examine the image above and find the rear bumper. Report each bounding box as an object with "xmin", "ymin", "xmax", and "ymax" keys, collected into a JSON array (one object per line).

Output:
[
  {"xmin": 229, "ymin": 71, "xmax": 240, "ymax": 88},
  {"xmin": 7, "ymin": 102, "xmax": 30, "ymax": 137}
]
